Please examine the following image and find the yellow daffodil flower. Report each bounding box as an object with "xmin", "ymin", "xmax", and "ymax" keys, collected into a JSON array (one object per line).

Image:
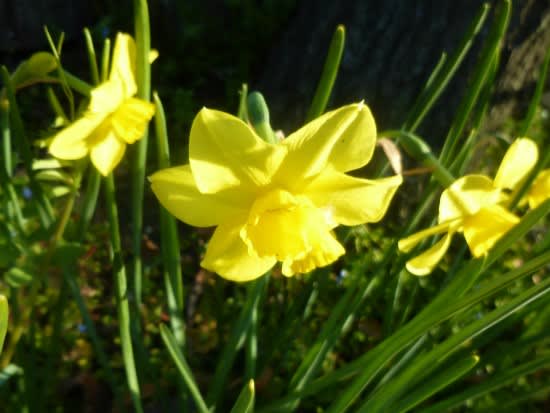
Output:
[
  {"xmin": 398, "ymin": 137, "xmax": 538, "ymax": 276},
  {"xmin": 150, "ymin": 103, "xmax": 402, "ymax": 282},
  {"xmin": 526, "ymin": 169, "xmax": 550, "ymax": 208},
  {"xmin": 49, "ymin": 33, "xmax": 155, "ymax": 176}
]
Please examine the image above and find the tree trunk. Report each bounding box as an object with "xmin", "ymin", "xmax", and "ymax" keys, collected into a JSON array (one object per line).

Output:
[{"xmin": 257, "ymin": 0, "xmax": 550, "ymax": 142}]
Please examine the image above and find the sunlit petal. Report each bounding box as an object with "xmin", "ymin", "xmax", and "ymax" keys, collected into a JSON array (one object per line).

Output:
[
  {"xmin": 405, "ymin": 233, "xmax": 453, "ymax": 276},
  {"xmin": 189, "ymin": 108, "xmax": 287, "ymax": 193},
  {"xmin": 202, "ymin": 220, "xmax": 276, "ymax": 282},
  {"xmin": 49, "ymin": 113, "xmax": 104, "ymax": 160},
  {"xmin": 304, "ymin": 169, "xmax": 402, "ymax": 225},
  {"xmin": 109, "ymin": 32, "xmax": 137, "ymax": 98},
  {"xmin": 276, "ymin": 103, "xmax": 376, "ymax": 187},
  {"xmin": 439, "ymin": 175, "xmax": 502, "ymax": 222},
  {"xmin": 89, "ymin": 80, "xmax": 125, "ymax": 114},
  {"xmin": 89, "ymin": 131, "xmax": 126, "ymax": 176},
  {"xmin": 463, "ymin": 204, "xmax": 519, "ymax": 257},
  {"xmin": 398, "ymin": 221, "xmax": 456, "ymax": 253},
  {"xmin": 111, "ymin": 98, "xmax": 155, "ymax": 144},
  {"xmin": 526, "ymin": 169, "xmax": 550, "ymax": 209},
  {"xmin": 149, "ymin": 165, "xmax": 252, "ymax": 227},
  {"xmin": 494, "ymin": 138, "xmax": 538, "ymax": 190}
]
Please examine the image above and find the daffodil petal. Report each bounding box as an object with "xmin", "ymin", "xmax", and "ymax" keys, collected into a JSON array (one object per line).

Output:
[
  {"xmin": 89, "ymin": 80, "xmax": 125, "ymax": 114},
  {"xmin": 202, "ymin": 220, "xmax": 276, "ymax": 282},
  {"xmin": 112, "ymin": 98, "xmax": 155, "ymax": 144},
  {"xmin": 189, "ymin": 108, "xmax": 286, "ymax": 193},
  {"xmin": 304, "ymin": 169, "xmax": 402, "ymax": 225},
  {"xmin": 150, "ymin": 165, "xmax": 252, "ymax": 227},
  {"xmin": 527, "ymin": 169, "xmax": 550, "ymax": 209},
  {"xmin": 463, "ymin": 204, "xmax": 519, "ymax": 257},
  {"xmin": 398, "ymin": 221, "xmax": 456, "ymax": 253},
  {"xmin": 109, "ymin": 33, "xmax": 137, "ymax": 98},
  {"xmin": 90, "ymin": 131, "xmax": 126, "ymax": 176},
  {"xmin": 276, "ymin": 103, "xmax": 376, "ymax": 187},
  {"xmin": 405, "ymin": 233, "xmax": 453, "ymax": 276},
  {"xmin": 49, "ymin": 113, "xmax": 104, "ymax": 160},
  {"xmin": 494, "ymin": 138, "xmax": 538, "ymax": 190},
  {"xmin": 439, "ymin": 175, "xmax": 502, "ymax": 222}
]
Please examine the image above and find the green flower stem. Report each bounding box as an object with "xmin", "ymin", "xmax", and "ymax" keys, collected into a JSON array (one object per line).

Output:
[
  {"xmin": 153, "ymin": 92, "xmax": 185, "ymax": 347},
  {"xmin": 439, "ymin": 0, "xmax": 511, "ymax": 166},
  {"xmin": 238, "ymin": 83, "xmax": 249, "ymax": 122},
  {"xmin": 206, "ymin": 275, "xmax": 269, "ymax": 409},
  {"xmin": 100, "ymin": 38, "xmax": 111, "ymax": 82},
  {"xmin": 60, "ymin": 70, "xmax": 93, "ymax": 97},
  {"xmin": 380, "ymin": 130, "xmax": 455, "ymax": 187},
  {"xmin": 83, "ymin": 28, "xmax": 100, "ymax": 85},
  {"xmin": 160, "ymin": 325, "xmax": 209, "ymax": 413},
  {"xmin": 1, "ymin": 66, "xmax": 54, "ymax": 228},
  {"xmin": 0, "ymin": 295, "xmax": 8, "ymax": 354},
  {"xmin": 131, "ymin": 0, "xmax": 152, "ymax": 309},
  {"xmin": 104, "ymin": 174, "xmax": 143, "ymax": 413},
  {"xmin": 245, "ymin": 284, "xmax": 259, "ymax": 380},
  {"xmin": 403, "ymin": 3, "xmax": 490, "ymax": 132},
  {"xmin": 0, "ymin": 101, "xmax": 25, "ymax": 232},
  {"xmin": 306, "ymin": 25, "xmax": 345, "ymax": 121}
]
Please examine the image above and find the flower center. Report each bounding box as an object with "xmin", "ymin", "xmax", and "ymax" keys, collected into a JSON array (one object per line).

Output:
[{"xmin": 241, "ymin": 189, "xmax": 344, "ymax": 276}]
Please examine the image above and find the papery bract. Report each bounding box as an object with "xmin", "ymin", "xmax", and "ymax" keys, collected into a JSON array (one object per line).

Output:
[
  {"xmin": 49, "ymin": 33, "xmax": 155, "ymax": 176},
  {"xmin": 151, "ymin": 103, "xmax": 402, "ymax": 282},
  {"xmin": 398, "ymin": 137, "xmax": 538, "ymax": 276}
]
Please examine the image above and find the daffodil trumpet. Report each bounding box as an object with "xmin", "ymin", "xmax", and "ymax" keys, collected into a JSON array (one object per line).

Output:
[
  {"xmin": 399, "ymin": 138, "xmax": 539, "ymax": 276},
  {"xmin": 151, "ymin": 103, "xmax": 402, "ymax": 282}
]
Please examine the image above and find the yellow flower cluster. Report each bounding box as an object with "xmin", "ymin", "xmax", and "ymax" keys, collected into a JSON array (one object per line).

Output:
[
  {"xmin": 151, "ymin": 103, "xmax": 402, "ymax": 282},
  {"xmin": 49, "ymin": 33, "xmax": 155, "ymax": 176},
  {"xmin": 399, "ymin": 138, "xmax": 549, "ymax": 276}
]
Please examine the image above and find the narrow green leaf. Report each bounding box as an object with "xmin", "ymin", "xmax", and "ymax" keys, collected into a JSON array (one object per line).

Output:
[
  {"xmin": 1, "ymin": 66, "xmax": 54, "ymax": 228},
  {"xmin": 440, "ymin": 0, "xmax": 511, "ymax": 166},
  {"xmin": 422, "ymin": 355, "xmax": 550, "ymax": 413},
  {"xmin": 206, "ymin": 275, "xmax": 268, "ymax": 408},
  {"xmin": 0, "ymin": 295, "xmax": 8, "ymax": 354},
  {"xmin": 160, "ymin": 324, "xmax": 210, "ymax": 413},
  {"xmin": 83, "ymin": 28, "xmax": 100, "ymax": 85},
  {"xmin": 131, "ymin": 0, "xmax": 152, "ymax": 309},
  {"xmin": 391, "ymin": 354, "xmax": 479, "ymax": 413},
  {"xmin": 230, "ymin": 380, "xmax": 255, "ymax": 413},
  {"xmin": 356, "ymin": 277, "xmax": 550, "ymax": 412},
  {"xmin": 154, "ymin": 92, "xmax": 185, "ymax": 347},
  {"xmin": 404, "ymin": 3, "xmax": 490, "ymax": 132},
  {"xmin": 238, "ymin": 83, "xmax": 249, "ymax": 122},
  {"xmin": 306, "ymin": 24, "xmax": 345, "ymax": 121}
]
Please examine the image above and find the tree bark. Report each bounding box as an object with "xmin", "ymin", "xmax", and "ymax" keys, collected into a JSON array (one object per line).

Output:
[{"xmin": 257, "ymin": 0, "xmax": 550, "ymax": 142}]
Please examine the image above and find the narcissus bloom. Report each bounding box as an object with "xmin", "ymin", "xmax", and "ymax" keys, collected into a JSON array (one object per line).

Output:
[
  {"xmin": 526, "ymin": 169, "xmax": 550, "ymax": 208},
  {"xmin": 398, "ymin": 138, "xmax": 538, "ymax": 276},
  {"xmin": 151, "ymin": 103, "xmax": 402, "ymax": 282},
  {"xmin": 49, "ymin": 33, "xmax": 155, "ymax": 176}
]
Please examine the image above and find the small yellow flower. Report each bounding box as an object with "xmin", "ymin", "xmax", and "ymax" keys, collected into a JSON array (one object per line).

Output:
[
  {"xmin": 150, "ymin": 103, "xmax": 402, "ymax": 282},
  {"xmin": 398, "ymin": 138, "xmax": 538, "ymax": 276},
  {"xmin": 49, "ymin": 33, "xmax": 155, "ymax": 176},
  {"xmin": 526, "ymin": 169, "xmax": 550, "ymax": 209}
]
